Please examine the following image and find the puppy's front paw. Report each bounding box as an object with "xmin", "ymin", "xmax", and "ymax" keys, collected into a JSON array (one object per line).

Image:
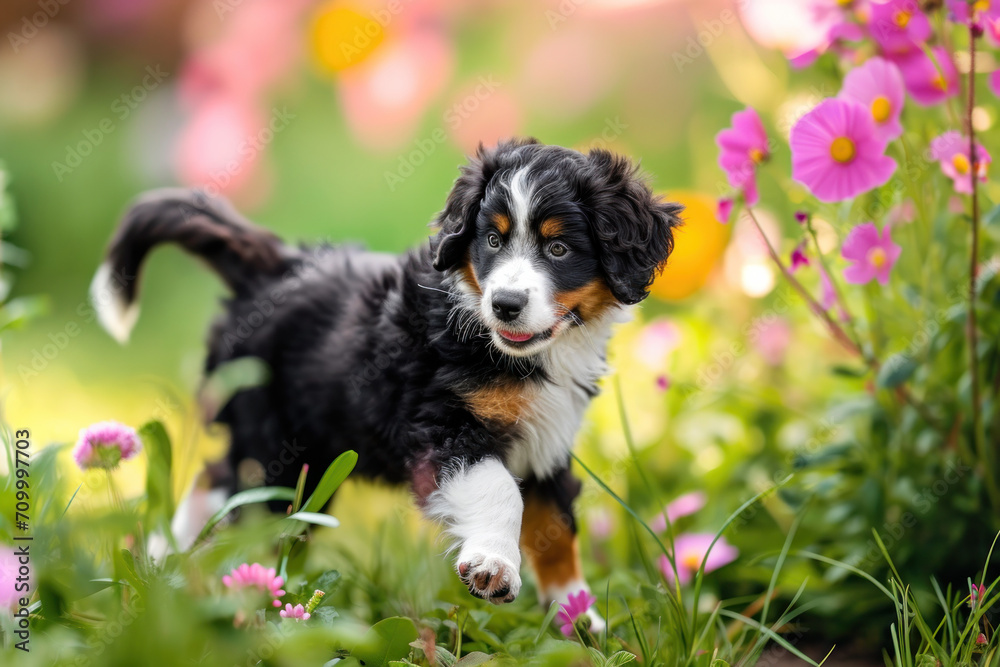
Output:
[{"xmin": 457, "ymin": 552, "xmax": 521, "ymax": 604}]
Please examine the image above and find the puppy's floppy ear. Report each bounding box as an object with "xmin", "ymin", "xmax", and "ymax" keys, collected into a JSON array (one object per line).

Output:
[
  {"xmin": 582, "ymin": 149, "xmax": 683, "ymax": 305},
  {"xmin": 432, "ymin": 138, "xmax": 541, "ymax": 271}
]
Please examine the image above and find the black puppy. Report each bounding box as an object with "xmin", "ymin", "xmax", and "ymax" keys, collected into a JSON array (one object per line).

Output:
[{"xmin": 92, "ymin": 138, "xmax": 681, "ymax": 620}]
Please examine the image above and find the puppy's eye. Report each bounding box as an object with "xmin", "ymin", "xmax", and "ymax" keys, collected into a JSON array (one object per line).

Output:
[
  {"xmin": 549, "ymin": 242, "xmax": 568, "ymax": 257},
  {"xmin": 487, "ymin": 232, "xmax": 502, "ymax": 249}
]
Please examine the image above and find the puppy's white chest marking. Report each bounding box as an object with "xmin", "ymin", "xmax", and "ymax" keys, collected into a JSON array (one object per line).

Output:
[{"xmin": 505, "ymin": 318, "xmax": 616, "ymax": 480}]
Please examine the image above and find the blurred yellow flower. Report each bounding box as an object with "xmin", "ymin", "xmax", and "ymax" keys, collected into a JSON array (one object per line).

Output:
[
  {"xmin": 651, "ymin": 191, "xmax": 731, "ymax": 301},
  {"xmin": 310, "ymin": 3, "xmax": 386, "ymax": 74}
]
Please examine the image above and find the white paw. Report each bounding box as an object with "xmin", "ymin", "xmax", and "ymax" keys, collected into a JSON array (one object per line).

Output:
[
  {"xmin": 586, "ymin": 609, "xmax": 607, "ymax": 634},
  {"xmin": 457, "ymin": 550, "xmax": 522, "ymax": 604}
]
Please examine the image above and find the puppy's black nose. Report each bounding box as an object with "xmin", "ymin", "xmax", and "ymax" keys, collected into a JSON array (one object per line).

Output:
[{"xmin": 492, "ymin": 290, "xmax": 528, "ymax": 322}]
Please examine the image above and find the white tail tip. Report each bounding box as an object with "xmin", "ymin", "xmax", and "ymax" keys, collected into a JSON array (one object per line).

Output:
[{"xmin": 90, "ymin": 262, "xmax": 140, "ymax": 344}]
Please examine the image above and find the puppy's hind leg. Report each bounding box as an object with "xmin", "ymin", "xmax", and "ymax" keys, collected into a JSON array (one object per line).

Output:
[
  {"xmin": 147, "ymin": 460, "xmax": 232, "ymax": 560},
  {"xmin": 425, "ymin": 457, "xmax": 524, "ymax": 604}
]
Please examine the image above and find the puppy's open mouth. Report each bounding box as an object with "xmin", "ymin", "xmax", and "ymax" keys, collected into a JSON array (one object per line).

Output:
[{"xmin": 496, "ymin": 327, "xmax": 555, "ymax": 348}]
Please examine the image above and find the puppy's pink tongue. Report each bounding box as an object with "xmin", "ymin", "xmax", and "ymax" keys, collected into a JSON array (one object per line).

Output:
[{"xmin": 500, "ymin": 330, "xmax": 533, "ymax": 343}]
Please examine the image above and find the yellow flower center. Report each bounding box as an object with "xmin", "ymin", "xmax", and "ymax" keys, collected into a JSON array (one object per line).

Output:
[
  {"xmin": 682, "ymin": 554, "xmax": 702, "ymax": 571},
  {"xmin": 975, "ymin": 0, "xmax": 990, "ymax": 11},
  {"xmin": 830, "ymin": 137, "xmax": 856, "ymax": 163},
  {"xmin": 868, "ymin": 247, "xmax": 887, "ymax": 268},
  {"xmin": 932, "ymin": 74, "xmax": 947, "ymax": 91},
  {"xmin": 871, "ymin": 96, "xmax": 892, "ymax": 123},
  {"xmin": 749, "ymin": 147, "xmax": 767, "ymax": 164},
  {"xmin": 893, "ymin": 10, "xmax": 911, "ymax": 28},
  {"xmin": 837, "ymin": 0, "xmax": 854, "ymax": 6},
  {"xmin": 952, "ymin": 153, "xmax": 971, "ymax": 175}
]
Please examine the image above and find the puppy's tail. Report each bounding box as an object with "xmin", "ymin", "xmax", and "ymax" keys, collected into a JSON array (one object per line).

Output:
[{"xmin": 91, "ymin": 188, "xmax": 290, "ymax": 343}]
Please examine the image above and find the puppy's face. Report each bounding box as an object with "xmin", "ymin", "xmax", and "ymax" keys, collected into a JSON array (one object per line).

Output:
[
  {"xmin": 464, "ymin": 171, "xmax": 610, "ymax": 356},
  {"xmin": 433, "ymin": 139, "xmax": 683, "ymax": 358}
]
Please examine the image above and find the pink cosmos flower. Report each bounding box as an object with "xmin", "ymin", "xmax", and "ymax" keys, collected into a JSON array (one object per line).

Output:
[
  {"xmin": 73, "ymin": 421, "xmax": 142, "ymax": 470},
  {"xmin": 790, "ymin": 242, "xmax": 810, "ymax": 272},
  {"xmin": 650, "ymin": 492, "xmax": 707, "ymax": 532},
  {"xmin": 795, "ymin": 211, "xmax": 810, "ymax": 225},
  {"xmin": 842, "ymin": 222, "xmax": 901, "ymax": 285},
  {"xmin": 717, "ymin": 197, "xmax": 734, "ymax": 223},
  {"xmin": 790, "ymin": 98, "xmax": 897, "ymax": 203},
  {"xmin": 931, "ymin": 131, "xmax": 991, "ymax": 195},
  {"xmin": 991, "ymin": 71, "xmax": 1000, "ymax": 98},
  {"xmin": 557, "ymin": 589, "xmax": 597, "ymax": 637},
  {"xmin": 740, "ymin": 0, "xmax": 865, "ymax": 65},
  {"xmin": 222, "ymin": 563, "xmax": 286, "ymax": 608},
  {"xmin": 279, "ymin": 603, "xmax": 310, "ymax": 621},
  {"xmin": 658, "ymin": 533, "xmax": 739, "ymax": 586},
  {"xmin": 839, "ymin": 57, "xmax": 905, "ymax": 142},
  {"xmin": 869, "ymin": 0, "xmax": 932, "ymax": 54},
  {"xmin": 891, "ymin": 47, "xmax": 959, "ymax": 106},
  {"xmin": 656, "ymin": 375, "xmax": 671, "ymax": 391},
  {"xmin": 947, "ymin": 0, "xmax": 1000, "ymax": 41},
  {"xmin": 717, "ymin": 108, "xmax": 769, "ymax": 205}
]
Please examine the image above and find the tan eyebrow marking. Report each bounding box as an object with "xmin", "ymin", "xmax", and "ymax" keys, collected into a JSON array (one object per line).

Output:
[
  {"xmin": 493, "ymin": 213, "xmax": 511, "ymax": 235},
  {"xmin": 539, "ymin": 218, "xmax": 563, "ymax": 238}
]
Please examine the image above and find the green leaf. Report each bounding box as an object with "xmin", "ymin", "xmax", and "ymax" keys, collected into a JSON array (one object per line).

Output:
[
  {"xmin": 310, "ymin": 569, "xmax": 342, "ymax": 602},
  {"xmin": 195, "ymin": 486, "xmax": 296, "ymax": 544},
  {"xmin": 139, "ymin": 420, "xmax": 174, "ymax": 532},
  {"xmin": 302, "ymin": 450, "xmax": 358, "ymax": 513},
  {"xmin": 286, "ymin": 511, "xmax": 341, "ymax": 529},
  {"xmin": 606, "ymin": 651, "xmax": 637, "ymax": 666},
  {"xmin": 876, "ymin": 354, "xmax": 917, "ymax": 388},
  {"xmin": 0, "ymin": 295, "xmax": 49, "ymax": 331},
  {"xmin": 534, "ymin": 601, "xmax": 561, "ymax": 645},
  {"xmin": 831, "ymin": 364, "xmax": 867, "ymax": 378},
  {"xmin": 352, "ymin": 617, "xmax": 419, "ymax": 667}
]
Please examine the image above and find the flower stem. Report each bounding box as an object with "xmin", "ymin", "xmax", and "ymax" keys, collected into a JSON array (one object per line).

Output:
[
  {"xmin": 747, "ymin": 207, "xmax": 944, "ymax": 433},
  {"xmin": 805, "ymin": 219, "xmax": 864, "ymax": 353},
  {"xmin": 965, "ymin": 20, "xmax": 994, "ymax": 505},
  {"xmin": 745, "ymin": 206, "xmax": 861, "ymax": 357}
]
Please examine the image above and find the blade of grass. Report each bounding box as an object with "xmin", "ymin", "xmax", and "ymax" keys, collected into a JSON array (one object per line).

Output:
[
  {"xmin": 717, "ymin": 609, "xmax": 819, "ymax": 666},
  {"xmin": 62, "ymin": 484, "xmax": 82, "ymax": 517},
  {"xmin": 791, "ymin": 551, "xmax": 894, "ymax": 600},
  {"xmin": 613, "ymin": 376, "xmax": 682, "ymax": 601},
  {"xmin": 689, "ymin": 480, "xmax": 790, "ymax": 659},
  {"xmin": 929, "ymin": 577, "xmax": 954, "ymax": 650},
  {"xmin": 194, "ymin": 486, "xmax": 295, "ymax": 545}
]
